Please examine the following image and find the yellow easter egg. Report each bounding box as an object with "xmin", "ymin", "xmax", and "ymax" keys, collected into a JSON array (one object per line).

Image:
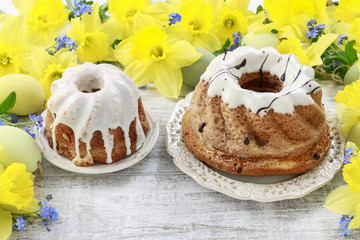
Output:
[
  {"xmin": 347, "ymin": 122, "xmax": 360, "ymax": 148},
  {"xmin": 0, "ymin": 126, "xmax": 41, "ymax": 172},
  {"xmin": 0, "ymin": 74, "xmax": 46, "ymax": 115},
  {"xmin": 344, "ymin": 61, "xmax": 359, "ymax": 85}
]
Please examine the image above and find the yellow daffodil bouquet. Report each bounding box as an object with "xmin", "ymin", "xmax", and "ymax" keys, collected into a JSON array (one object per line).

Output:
[{"xmin": 1, "ymin": 0, "xmax": 359, "ymax": 101}]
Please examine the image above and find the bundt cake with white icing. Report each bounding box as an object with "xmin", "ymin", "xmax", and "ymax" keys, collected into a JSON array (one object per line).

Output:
[
  {"xmin": 45, "ymin": 62, "xmax": 150, "ymax": 167},
  {"xmin": 182, "ymin": 46, "xmax": 331, "ymax": 176}
]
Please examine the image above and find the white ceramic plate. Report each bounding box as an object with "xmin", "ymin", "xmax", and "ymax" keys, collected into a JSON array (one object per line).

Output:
[
  {"xmin": 35, "ymin": 107, "xmax": 159, "ymax": 174},
  {"xmin": 166, "ymin": 92, "xmax": 346, "ymax": 202}
]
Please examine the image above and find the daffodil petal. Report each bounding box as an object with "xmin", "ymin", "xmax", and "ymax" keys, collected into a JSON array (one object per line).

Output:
[
  {"xmin": 133, "ymin": 12, "xmax": 161, "ymax": 32},
  {"xmin": 325, "ymin": 185, "xmax": 360, "ymax": 215},
  {"xmin": 335, "ymin": 80, "xmax": 360, "ymax": 109},
  {"xmin": 166, "ymin": 25, "xmax": 193, "ymax": 44},
  {"xmin": 349, "ymin": 203, "xmax": 360, "ymax": 229},
  {"xmin": 277, "ymin": 37, "xmax": 309, "ymax": 65},
  {"xmin": 166, "ymin": 41, "xmax": 202, "ymax": 69},
  {"xmin": 153, "ymin": 62, "xmax": 182, "ymax": 98},
  {"xmin": 142, "ymin": 1, "xmax": 173, "ymax": 21},
  {"xmin": 305, "ymin": 33, "xmax": 339, "ymax": 66},
  {"xmin": 115, "ymin": 39, "xmax": 136, "ymax": 66},
  {"xmin": 100, "ymin": 16, "xmax": 125, "ymax": 44},
  {"xmin": 55, "ymin": 49, "xmax": 78, "ymax": 69},
  {"xmin": 0, "ymin": 15, "xmax": 28, "ymax": 46},
  {"xmin": 336, "ymin": 103, "xmax": 360, "ymax": 136},
  {"xmin": 193, "ymin": 32, "xmax": 222, "ymax": 53},
  {"xmin": 67, "ymin": 18, "xmax": 85, "ymax": 42},
  {"xmin": 81, "ymin": 3, "xmax": 100, "ymax": 32},
  {"xmin": 124, "ymin": 60, "xmax": 154, "ymax": 87},
  {"xmin": 226, "ymin": 0, "xmax": 250, "ymax": 15},
  {"xmin": 13, "ymin": 0, "xmax": 37, "ymax": 15},
  {"xmin": 0, "ymin": 208, "xmax": 12, "ymax": 240},
  {"xmin": 344, "ymin": 156, "xmax": 360, "ymax": 191},
  {"xmin": 31, "ymin": 46, "xmax": 53, "ymax": 77},
  {"xmin": 1, "ymin": 198, "xmax": 39, "ymax": 215}
]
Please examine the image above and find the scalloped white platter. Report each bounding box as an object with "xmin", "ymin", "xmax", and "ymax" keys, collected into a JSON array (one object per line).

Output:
[
  {"xmin": 166, "ymin": 92, "xmax": 346, "ymax": 202},
  {"xmin": 35, "ymin": 107, "xmax": 159, "ymax": 174}
]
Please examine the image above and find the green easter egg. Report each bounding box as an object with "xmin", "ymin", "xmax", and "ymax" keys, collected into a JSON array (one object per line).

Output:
[
  {"xmin": 241, "ymin": 32, "xmax": 280, "ymax": 49},
  {"xmin": 0, "ymin": 126, "xmax": 41, "ymax": 172},
  {"xmin": 344, "ymin": 61, "xmax": 359, "ymax": 85},
  {"xmin": 182, "ymin": 47, "xmax": 215, "ymax": 88}
]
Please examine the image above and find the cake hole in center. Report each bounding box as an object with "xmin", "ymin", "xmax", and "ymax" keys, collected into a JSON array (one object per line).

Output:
[
  {"xmin": 239, "ymin": 72, "xmax": 283, "ymax": 93},
  {"xmin": 76, "ymin": 77, "xmax": 104, "ymax": 93}
]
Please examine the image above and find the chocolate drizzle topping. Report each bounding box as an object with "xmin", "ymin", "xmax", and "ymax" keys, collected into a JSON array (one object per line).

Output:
[
  {"xmin": 280, "ymin": 56, "xmax": 291, "ymax": 81},
  {"xmin": 256, "ymin": 79, "xmax": 314, "ymax": 114},
  {"xmin": 259, "ymin": 54, "xmax": 270, "ymax": 78},
  {"xmin": 306, "ymin": 86, "xmax": 320, "ymax": 95},
  {"xmin": 234, "ymin": 59, "xmax": 247, "ymax": 70},
  {"xmin": 291, "ymin": 66, "xmax": 302, "ymax": 85},
  {"xmin": 223, "ymin": 51, "xmax": 228, "ymax": 61}
]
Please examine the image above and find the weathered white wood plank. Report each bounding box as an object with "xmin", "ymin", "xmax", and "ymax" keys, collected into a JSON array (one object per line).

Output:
[{"xmin": 10, "ymin": 81, "xmax": 359, "ymax": 239}]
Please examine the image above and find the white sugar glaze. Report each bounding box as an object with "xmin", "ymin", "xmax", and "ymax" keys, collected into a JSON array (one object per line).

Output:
[
  {"xmin": 47, "ymin": 62, "xmax": 146, "ymax": 164},
  {"xmin": 201, "ymin": 46, "xmax": 320, "ymax": 117}
]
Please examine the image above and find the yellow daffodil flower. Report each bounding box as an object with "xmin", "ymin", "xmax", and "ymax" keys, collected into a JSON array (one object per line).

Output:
[
  {"xmin": 325, "ymin": 152, "xmax": 360, "ymax": 230},
  {"xmin": 350, "ymin": 18, "xmax": 360, "ymax": 52},
  {"xmin": 334, "ymin": 80, "xmax": 360, "ymax": 136},
  {"xmin": 334, "ymin": 0, "xmax": 360, "ymax": 25},
  {"xmin": 264, "ymin": 0, "xmax": 328, "ymax": 41},
  {"xmin": 214, "ymin": 0, "xmax": 248, "ymax": 43},
  {"xmin": 173, "ymin": 0, "xmax": 221, "ymax": 52},
  {"xmin": 67, "ymin": 3, "xmax": 117, "ymax": 63},
  {"xmin": 109, "ymin": 0, "xmax": 172, "ymax": 39},
  {"xmin": 12, "ymin": 0, "xmax": 69, "ymax": 47},
  {"xmin": 0, "ymin": 163, "xmax": 38, "ymax": 240},
  {"xmin": 277, "ymin": 34, "xmax": 338, "ymax": 67},
  {"xmin": 115, "ymin": 26, "xmax": 202, "ymax": 98},
  {"xmin": 0, "ymin": 15, "xmax": 32, "ymax": 77},
  {"xmin": 30, "ymin": 46, "xmax": 78, "ymax": 99}
]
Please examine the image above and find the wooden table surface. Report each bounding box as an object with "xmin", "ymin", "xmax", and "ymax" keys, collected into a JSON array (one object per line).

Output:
[{"xmin": 8, "ymin": 81, "xmax": 359, "ymax": 240}]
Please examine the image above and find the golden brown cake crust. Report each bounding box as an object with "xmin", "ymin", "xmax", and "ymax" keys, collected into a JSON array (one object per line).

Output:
[
  {"xmin": 45, "ymin": 98, "xmax": 149, "ymax": 166},
  {"xmin": 182, "ymin": 110, "xmax": 331, "ymax": 176}
]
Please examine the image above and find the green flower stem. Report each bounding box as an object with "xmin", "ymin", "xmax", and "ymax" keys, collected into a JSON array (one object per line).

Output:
[
  {"xmin": 0, "ymin": 116, "xmax": 33, "ymax": 127},
  {"xmin": 329, "ymin": 44, "xmax": 349, "ymax": 65},
  {"xmin": 11, "ymin": 210, "xmax": 40, "ymax": 216}
]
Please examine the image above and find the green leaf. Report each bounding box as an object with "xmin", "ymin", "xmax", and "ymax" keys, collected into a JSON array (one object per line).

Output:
[
  {"xmin": 213, "ymin": 38, "xmax": 230, "ymax": 56},
  {"xmin": 99, "ymin": 3, "xmax": 109, "ymax": 23},
  {"xmin": 256, "ymin": 5, "xmax": 264, "ymax": 14},
  {"xmin": 345, "ymin": 40, "xmax": 358, "ymax": 66},
  {"xmin": 263, "ymin": 18, "xmax": 271, "ymax": 24},
  {"xmin": 271, "ymin": 29, "xmax": 278, "ymax": 34},
  {"xmin": 0, "ymin": 9, "xmax": 4, "ymax": 14},
  {"xmin": 0, "ymin": 92, "xmax": 16, "ymax": 115},
  {"xmin": 68, "ymin": 11, "xmax": 75, "ymax": 21},
  {"xmin": 65, "ymin": 0, "xmax": 74, "ymax": 11},
  {"xmin": 111, "ymin": 39, "xmax": 122, "ymax": 49}
]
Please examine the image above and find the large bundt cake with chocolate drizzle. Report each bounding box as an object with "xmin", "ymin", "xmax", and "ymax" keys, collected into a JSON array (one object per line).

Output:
[
  {"xmin": 45, "ymin": 62, "xmax": 150, "ymax": 167},
  {"xmin": 182, "ymin": 46, "xmax": 331, "ymax": 176}
]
